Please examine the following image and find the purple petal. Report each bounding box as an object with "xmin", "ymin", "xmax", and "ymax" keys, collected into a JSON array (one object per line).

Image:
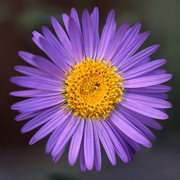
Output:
[
  {"xmin": 119, "ymin": 44, "xmax": 160, "ymax": 72},
  {"xmin": 62, "ymin": 13, "xmax": 69, "ymax": 33},
  {"xmin": 107, "ymin": 121, "xmax": 134, "ymax": 161},
  {"xmin": 82, "ymin": 9, "xmax": 94, "ymax": 58},
  {"xmin": 18, "ymin": 51, "xmax": 36, "ymax": 66},
  {"xmin": 92, "ymin": 119, "xmax": 102, "ymax": 171},
  {"xmin": 124, "ymin": 90, "xmax": 169, "ymax": 100},
  {"xmin": 124, "ymin": 74, "xmax": 172, "ymax": 88},
  {"xmin": 125, "ymin": 108, "xmax": 163, "ymax": 130},
  {"xmin": 146, "ymin": 69, "xmax": 167, "ymax": 76},
  {"xmin": 115, "ymin": 128, "xmax": 142, "ymax": 152},
  {"xmin": 39, "ymin": 38, "xmax": 69, "ymax": 71},
  {"xmin": 84, "ymin": 119, "xmax": 94, "ymax": 170},
  {"xmin": 52, "ymin": 145, "xmax": 67, "ymax": 163},
  {"xmin": 119, "ymin": 106, "xmax": 156, "ymax": 140},
  {"xmin": 32, "ymin": 55, "xmax": 65, "ymax": 79},
  {"xmin": 104, "ymin": 22, "xmax": 130, "ymax": 61},
  {"xmin": 10, "ymin": 90, "xmax": 60, "ymax": 98},
  {"xmin": 51, "ymin": 116, "xmax": 80, "ymax": 157},
  {"xmin": 79, "ymin": 143, "xmax": 87, "ymax": 172},
  {"xmin": 10, "ymin": 76, "xmax": 63, "ymax": 91},
  {"xmin": 143, "ymin": 93, "xmax": 169, "ymax": 100},
  {"xmin": 18, "ymin": 52, "xmax": 64, "ymax": 80},
  {"xmin": 29, "ymin": 109, "xmax": 68, "ymax": 145},
  {"xmin": 32, "ymin": 31, "xmax": 44, "ymax": 49},
  {"xmin": 96, "ymin": 10, "xmax": 116, "ymax": 59},
  {"xmin": 68, "ymin": 18, "xmax": 84, "ymax": 63},
  {"xmin": 117, "ymin": 31, "xmax": 150, "ymax": 63},
  {"xmin": 91, "ymin": 7, "xmax": 99, "ymax": 59},
  {"xmin": 126, "ymin": 85, "xmax": 172, "ymax": 94},
  {"xmin": 123, "ymin": 93, "xmax": 172, "ymax": 109},
  {"xmin": 11, "ymin": 95, "xmax": 63, "ymax": 113},
  {"xmin": 70, "ymin": 8, "xmax": 81, "ymax": 31},
  {"xmin": 93, "ymin": 119, "xmax": 116, "ymax": 165},
  {"xmin": 42, "ymin": 26, "xmax": 73, "ymax": 65},
  {"xmin": 123, "ymin": 59, "xmax": 167, "ymax": 79},
  {"xmin": 112, "ymin": 23, "xmax": 142, "ymax": 65},
  {"xmin": 15, "ymin": 111, "xmax": 41, "ymax": 121},
  {"xmin": 51, "ymin": 16, "xmax": 71, "ymax": 52},
  {"xmin": 101, "ymin": 120, "xmax": 129, "ymax": 162},
  {"xmin": 139, "ymin": 116, "xmax": 163, "ymax": 130},
  {"xmin": 14, "ymin": 65, "xmax": 60, "ymax": 82},
  {"xmin": 132, "ymin": 57, "xmax": 150, "ymax": 69},
  {"xmin": 21, "ymin": 105, "xmax": 61, "ymax": 133},
  {"xmin": 68, "ymin": 118, "xmax": 84, "ymax": 166},
  {"xmin": 121, "ymin": 99, "xmax": 169, "ymax": 120},
  {"xmin": 45, "ymin": 112, "xmax": 71, "ymax": 154},
  {"xmin": 110, "ymin": 110, "xmax": 152, "ymax": 147}
]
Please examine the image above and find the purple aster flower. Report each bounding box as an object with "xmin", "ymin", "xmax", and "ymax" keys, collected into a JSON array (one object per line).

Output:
[{"xmin": 10, "ymin": 7, "xmax": 172, "ymax": 171}]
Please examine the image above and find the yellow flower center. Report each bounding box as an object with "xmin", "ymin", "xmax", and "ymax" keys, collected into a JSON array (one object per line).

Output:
[{"xmin": 63, "ymin": 58, "xmax": 124, "ymax": 119}]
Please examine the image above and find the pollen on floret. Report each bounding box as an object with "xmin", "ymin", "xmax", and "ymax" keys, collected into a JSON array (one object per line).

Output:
[{"xmin": 63, "ymin": 58, "xmax": 125, "ymax": 120}]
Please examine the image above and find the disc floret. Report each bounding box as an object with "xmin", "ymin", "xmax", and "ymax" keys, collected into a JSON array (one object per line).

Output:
[{"xmin": 64, "ymin": 58, "xmax": 124, "ymax": 119}]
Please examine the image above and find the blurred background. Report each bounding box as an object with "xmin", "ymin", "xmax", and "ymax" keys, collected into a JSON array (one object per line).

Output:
[{"xmin": 0, "ymin": 0, "xmax": 180, "ymax": 179}]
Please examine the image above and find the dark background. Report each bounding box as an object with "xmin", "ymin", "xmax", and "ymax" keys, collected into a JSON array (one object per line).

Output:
[{"xmin": 0, "ymin": 0, "xmax": 180, "ymax": 179}]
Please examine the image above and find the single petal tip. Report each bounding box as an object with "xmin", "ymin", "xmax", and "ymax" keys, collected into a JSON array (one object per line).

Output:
[
  {"xmin": 11, "ymin": 104, "xmax": 16, "ymax": 110},
  {"xmin": 147, "ymin": 142, "xmax": 153, "ymax": 148},
  {"xmin": 18, "ymin": 50, "xmax": 24, "ymax": 55},
  {"xmin": 21, "ymin": 127, "xmax": 27, "ymax": 134},
  {"xmin": 29, "ymin": 138, "xmax": 36, "ymax": 145},
  {"xmin": 68, "ymin": 158, "xmax": 76, "ymax": 166},
  {"xmin": 9, "ymin": 91, "xmax": 13, "ymax": 96}
]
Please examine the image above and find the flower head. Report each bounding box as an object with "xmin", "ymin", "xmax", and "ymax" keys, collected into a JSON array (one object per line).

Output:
[{"xmin": 10, "ymin": 8, "xmax": 172, "ymax": 171}]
